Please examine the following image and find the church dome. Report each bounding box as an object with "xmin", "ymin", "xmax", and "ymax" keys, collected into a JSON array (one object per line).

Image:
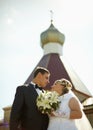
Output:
[{"xmin": 40, "ymin": 23, "xmax": 65, "ymax": 48}]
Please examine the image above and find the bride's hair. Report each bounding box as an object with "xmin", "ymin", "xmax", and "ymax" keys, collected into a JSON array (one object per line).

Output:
[{"xmin": 55, "ymin": 78, "xmax": 72, "ymax": 95}]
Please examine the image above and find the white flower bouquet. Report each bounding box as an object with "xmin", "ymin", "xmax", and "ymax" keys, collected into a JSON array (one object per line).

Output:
[{"xmin": 36, "ymin": 91, "xmax": 60, "ymax": 114}]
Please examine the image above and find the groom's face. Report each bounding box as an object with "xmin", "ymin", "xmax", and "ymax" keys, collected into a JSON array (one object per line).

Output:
[{"xmin": 38, "ymin": 72, "xmax": 50, "ymax": 87}]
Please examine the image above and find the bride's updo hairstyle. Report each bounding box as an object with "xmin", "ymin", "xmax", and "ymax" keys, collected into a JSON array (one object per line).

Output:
[{"xmin": 55, "ymin": 78, "xmax": 72, "ymax": 95}]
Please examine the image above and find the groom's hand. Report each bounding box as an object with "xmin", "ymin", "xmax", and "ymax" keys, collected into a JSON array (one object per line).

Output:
[{"xmin": 52, "ymin": 111, "xmax": 70, "ymax": 119}]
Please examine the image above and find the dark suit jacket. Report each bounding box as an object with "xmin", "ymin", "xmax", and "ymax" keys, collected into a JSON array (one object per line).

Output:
[{"xmin": 9, "ymin": 83, "xmax": 49, "ymax": 130}]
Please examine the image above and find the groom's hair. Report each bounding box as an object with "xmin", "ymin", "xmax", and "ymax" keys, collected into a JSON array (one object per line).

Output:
[{"xmin": 33, "ymin": 66, "xmax": 50, "ymax": 78}]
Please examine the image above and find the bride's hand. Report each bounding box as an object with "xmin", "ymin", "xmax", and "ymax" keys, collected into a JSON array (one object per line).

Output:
[
  {"xmin": 51, "ymin": 112, "xmax": 55, "ymax": 116},
  {"xmin": 49, "ymin": 110, "xmax": 56, "ymax": 116}
]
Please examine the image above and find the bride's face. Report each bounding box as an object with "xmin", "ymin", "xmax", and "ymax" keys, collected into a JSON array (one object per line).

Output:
[{"xmin": 51, "ymin": 83, "xmax": 63, "ymax": 95}]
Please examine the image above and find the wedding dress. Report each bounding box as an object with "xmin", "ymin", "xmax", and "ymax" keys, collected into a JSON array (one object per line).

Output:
[{"xmin": 47, "ymin": 91, "xmax": 93, "ymax": 130}]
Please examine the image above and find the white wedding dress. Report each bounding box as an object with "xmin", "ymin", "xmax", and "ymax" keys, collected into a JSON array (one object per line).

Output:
[{"xmin": 47, "ymin": 91, "xmax": 93, "ymax": 130}]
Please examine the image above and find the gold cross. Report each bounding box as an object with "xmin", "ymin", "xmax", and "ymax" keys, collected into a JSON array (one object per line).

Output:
[{"xmin": 50, "ymin": 10, "xmax": 53, "ymax": 23}]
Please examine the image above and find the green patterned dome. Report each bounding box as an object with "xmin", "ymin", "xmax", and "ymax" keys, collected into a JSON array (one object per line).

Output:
[{"xmin": 40, "ymin": 23, "xmax": 65, "ymax": 48}]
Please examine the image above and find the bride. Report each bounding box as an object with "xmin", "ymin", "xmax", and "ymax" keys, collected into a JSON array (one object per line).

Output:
[{"xmin": 47, "ymin": 78, "xmax": 93, "ymax": 130}]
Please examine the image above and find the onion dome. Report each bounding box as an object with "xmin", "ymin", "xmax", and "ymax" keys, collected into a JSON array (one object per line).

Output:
[{"xmin": 40, "ymin": 23, "xmax": 65, "ymax": 48}]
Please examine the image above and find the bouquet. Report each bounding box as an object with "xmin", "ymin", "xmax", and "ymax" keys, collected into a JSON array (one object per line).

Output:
[{"xmin": 36, "ymin": 91, "xmax": 60, "ymax": 114}]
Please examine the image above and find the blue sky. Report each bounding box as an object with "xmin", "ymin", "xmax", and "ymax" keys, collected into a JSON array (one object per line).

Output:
[{"xmin": 0, "ymin": 0, "xmax": 93, "ymax": 119}]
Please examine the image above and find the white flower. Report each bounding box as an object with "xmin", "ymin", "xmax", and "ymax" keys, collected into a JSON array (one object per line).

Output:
[{"xmin": 36, "ymin": 91, "xmax": 60, "ymax": 114}]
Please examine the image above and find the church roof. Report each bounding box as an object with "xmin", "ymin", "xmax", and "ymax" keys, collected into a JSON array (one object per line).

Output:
[{"xmin": 25, "ymin": 53, "xmax": 92, "ymax": 102}]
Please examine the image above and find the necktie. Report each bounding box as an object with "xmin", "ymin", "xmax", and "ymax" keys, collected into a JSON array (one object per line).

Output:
[{"xmin": 35, "ymin": 84, "xmax": 43, "ymax": 91}]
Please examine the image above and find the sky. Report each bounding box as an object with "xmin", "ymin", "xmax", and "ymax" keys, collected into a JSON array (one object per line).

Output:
[{"xmin": 0, "ymin": 0, "xmax": 93, "ymax": 119}]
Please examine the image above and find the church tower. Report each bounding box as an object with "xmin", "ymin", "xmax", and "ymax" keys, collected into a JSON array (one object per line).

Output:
[{"xmin": 25, "ymin": 18, "xmax": 92, "ymax": 103}]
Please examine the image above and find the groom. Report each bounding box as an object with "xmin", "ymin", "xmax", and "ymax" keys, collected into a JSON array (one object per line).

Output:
[{"xmin": 9, "ymin": 66, "xmax": 50, "ymax": 130}]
